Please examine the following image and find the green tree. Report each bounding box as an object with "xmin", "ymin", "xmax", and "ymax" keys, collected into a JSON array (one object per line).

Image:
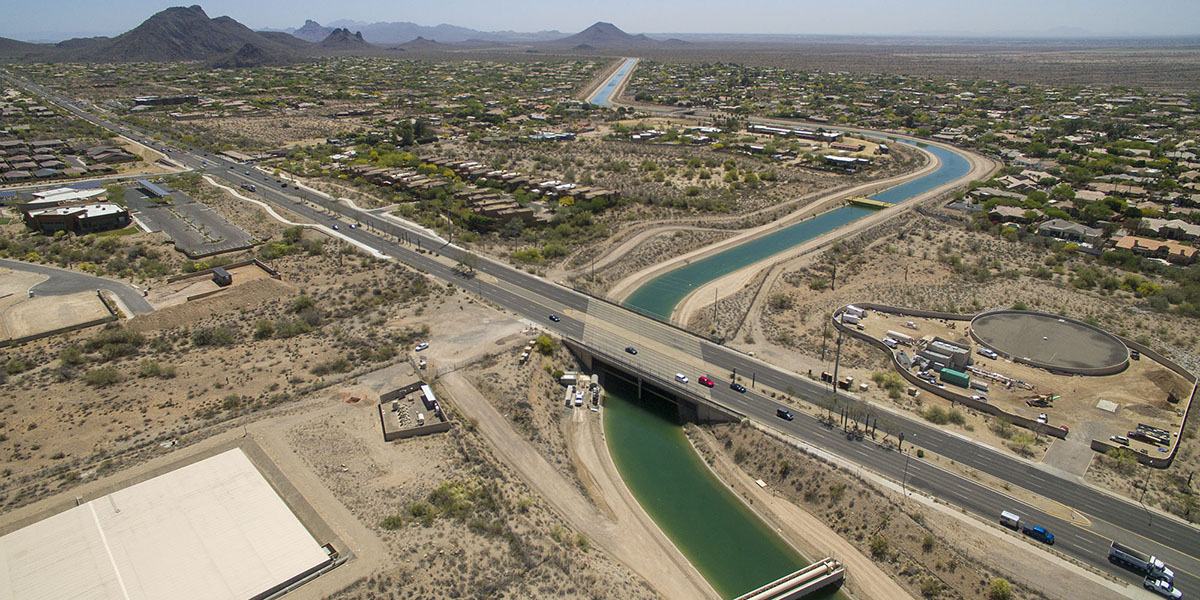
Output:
[{"xmin": 534, "ymin": 334, "xmax": 555, "ymax": 355}]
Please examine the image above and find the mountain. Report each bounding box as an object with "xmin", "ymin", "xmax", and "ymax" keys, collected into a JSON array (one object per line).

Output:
[
  {"xmin": 320, "ymin": 19, "xmax": 561, "ymax": 44},
  {"xmin": 76, "ymin": 5, "xmax": 296, "ymax": 62},
  {"xmin": 257, "ymin": 31, "xmax": 313, "ymax": 50},
  {"xmin": 0, "ymin": 36, "xmax": 50, "ymax": 58},
  {"xmin": 292, "ymin": 19, "xmax": 333, "ymax": 43},
  {"xmin": 209, "ymin": 42, "xmax": 297, "ymax": 68},
  {"xmin": 553, "ymin": 22, "xmax": 661, "ymax": 47},
  {"xmin": 54, "ymin": 37, "xmax": 109, "ymax": 52},
  {"xmin": 318, "ymin": 28, "xmax": 371, "ymax": 50},
  {"xmin": 397, "ymin": 36, "xmax": 446, "ymax": 50}
]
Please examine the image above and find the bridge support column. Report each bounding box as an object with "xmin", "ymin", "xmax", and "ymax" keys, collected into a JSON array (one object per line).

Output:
[{"xmin": 637, "ymin": 375, "xmax": 643, "ymax": 399}]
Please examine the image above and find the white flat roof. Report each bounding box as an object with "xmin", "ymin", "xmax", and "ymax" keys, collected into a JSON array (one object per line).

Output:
[
  {"xmin": 0, "ymin": 449, "xmax": 329, "ymax": 600},
  {"xmin": 28, "ymin": 203, "xmax": 125, "ymax": 219}
]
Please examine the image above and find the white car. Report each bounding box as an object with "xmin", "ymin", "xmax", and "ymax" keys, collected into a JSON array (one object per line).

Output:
[
  {"xmin": 1037, "ymin": 413, "xmax": 1048, "ymax": 424},
  {"xmin": 675, "ymin": 373, "xmax": 688, "ymax": 384},
  {"xmin": 414, "ymin": 342, "xmax": 429, "ymax": 352},
  {"xmin": 1144, "ymin": 575, "xmax": 1183, "ymax": 599}
]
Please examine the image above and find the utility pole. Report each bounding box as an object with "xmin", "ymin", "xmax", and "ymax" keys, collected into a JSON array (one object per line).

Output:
[
  {"xmin": 820, "ymin": 319, "xmax": 829, "ymax": 361},
  {"xmin": 831, "ymin": 326, "xmax": 844, "ymax": 393},
  {"xmin": 830, "ymin": 263, "xmax": 837, "ymax": 291}
]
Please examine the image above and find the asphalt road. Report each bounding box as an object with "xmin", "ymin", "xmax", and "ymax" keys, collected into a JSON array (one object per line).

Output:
[
  {"xmin": 0, "ymin": 258, "xmax": 153, "ymax": 314},
  {"xmin": 8, "ymin": 68, "xmax": 1197, "ymax": 596}
]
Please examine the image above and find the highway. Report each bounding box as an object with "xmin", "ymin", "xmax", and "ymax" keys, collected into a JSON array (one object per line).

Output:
[{"xmin": 6, "ymin": 68, "xmax": 1197, "ymax": 596}]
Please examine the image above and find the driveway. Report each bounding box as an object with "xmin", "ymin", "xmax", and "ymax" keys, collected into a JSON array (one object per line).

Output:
[{"xmin": 0, "ymin": 259, "xmax": 153, "ymax": 315}]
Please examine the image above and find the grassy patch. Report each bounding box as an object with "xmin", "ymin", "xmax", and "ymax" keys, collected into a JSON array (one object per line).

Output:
[{"xmin": 90, "ymin": 226, "xmax": 139, "ymax": 238}]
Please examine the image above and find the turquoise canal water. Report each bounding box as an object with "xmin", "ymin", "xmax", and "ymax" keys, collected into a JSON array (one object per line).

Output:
[
  {"xmin": 603, "ymin": 374, "xmax": 843, "ymax": 599},
  {"xmin": 589, "ymin": 58, "xmax": 637, "ymax": 106},
  {"xmin": 624, "ymin": 142, "xmax": 971, "ymax": 319}
]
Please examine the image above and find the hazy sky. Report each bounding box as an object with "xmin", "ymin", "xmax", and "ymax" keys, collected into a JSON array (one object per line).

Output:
[{"xmin": 4, "ymin": 0, "xmax": 1200, "ymax": 41}]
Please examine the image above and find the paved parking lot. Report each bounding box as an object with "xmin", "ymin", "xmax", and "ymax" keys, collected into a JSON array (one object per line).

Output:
[{"xmin": 125, "ymin": 185, "xmax": 254, "ymax": 258}]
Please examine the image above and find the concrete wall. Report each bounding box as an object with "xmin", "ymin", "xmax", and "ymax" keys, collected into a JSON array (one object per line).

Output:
[{"xmin": 165, "ymin": 258, "xmax": 282, "ymax": 284}]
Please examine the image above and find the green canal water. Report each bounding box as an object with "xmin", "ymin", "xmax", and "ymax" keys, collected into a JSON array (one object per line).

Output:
[{"xmin": 603, "ymin": 373, "xmax": 843, "ymax": 599}]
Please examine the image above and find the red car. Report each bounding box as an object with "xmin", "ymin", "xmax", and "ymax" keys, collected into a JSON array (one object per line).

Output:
[{"xmin": 698, "ymin": 376, "xmax": 715, "ymax": 387}]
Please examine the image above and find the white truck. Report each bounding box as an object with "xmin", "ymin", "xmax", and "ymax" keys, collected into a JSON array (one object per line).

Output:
[{"xmin": 1109, "ymin": 541, "xmax": 1174, "ymax": 581}]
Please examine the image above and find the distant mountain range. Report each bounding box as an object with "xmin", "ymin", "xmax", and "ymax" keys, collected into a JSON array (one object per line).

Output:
[
  {"xmin": 0, "ymin": 5, "xmax": 685, "ymax": 65},
  {"xmin": 273, "ymin": 19, "xmax": 563, "ymax": 44}
]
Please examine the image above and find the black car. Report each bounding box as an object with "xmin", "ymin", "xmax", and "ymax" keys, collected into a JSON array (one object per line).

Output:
[
  {"xmin": 549, "ymin": 314, "xmax": 560, "ymax": 322},
  {"xmin": 776, "ymin": 408, "xmax": 794, "ymax": 421},
  {"xmin": 625, "ymin": 346, "xmax": 637, "ymax": 355},
  {"xmin": 730, "ymin": 382, "xmax": 747, "ymax": 393}
]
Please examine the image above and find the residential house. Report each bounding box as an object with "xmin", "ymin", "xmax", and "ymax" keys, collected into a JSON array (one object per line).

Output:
[
  {"xmin": 1037, "ymin": 219, "xmax": 1103, "ymax": 245},
  {"xmin": 1114, "ymin": 235, "xmax": 1198, "ymax": 264}
]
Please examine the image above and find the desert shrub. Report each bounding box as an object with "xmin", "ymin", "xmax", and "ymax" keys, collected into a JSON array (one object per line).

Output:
[
  {"xmin": 5, "ymin": 358, "xmax": 28, "ymax": 375},
  {"xmin": 535, "ymin": 334, "xmax": 555, "ymax": 355},
  {"xmin": 869, "ymin": 535, "xmax": 889, "ymax": 559},
  {"xmin": 310, "ymin": 357, "xmax": 352, "ymax": 376},
  {"xmin": 380, "ymin": 515, "xmax": 404, "ymax": 530},
  {"xmin": 253, "ymin": 319, "xmax": 274, "ymax": 339},
  {"xmin": 192, "ymin": 326, "xmax": 237, "ymax": 347},
  {"xmin": 920, "ymin": 578, "xmax": 941, "ymax": 598},
  {"xmin": 923, "ymin": 406, "xmax": 949, "ymax": 424},
  {"xmin": 85, "ymin": 368, "xmax": 123, "ymax": 387},
  {"xmin": 988, "ymin": 578, "xmax": 1013, "ymax": 600},
  {"xmin": 137, "ymin": 360, "xmax": 176, "ymax": 379},
  {"xmin": 84, "ymin": 327, "xmax": 145, "ymax": 360}
]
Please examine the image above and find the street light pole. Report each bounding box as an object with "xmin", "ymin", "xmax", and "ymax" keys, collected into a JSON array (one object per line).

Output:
[{"xmin": 902, "ymin": 433, "xmax": 915, "ymax": 496}]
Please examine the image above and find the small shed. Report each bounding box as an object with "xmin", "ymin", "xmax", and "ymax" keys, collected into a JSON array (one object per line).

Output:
[{"xmin": 212, "ymin": 266, "xmax": 232, "ymax": 287}]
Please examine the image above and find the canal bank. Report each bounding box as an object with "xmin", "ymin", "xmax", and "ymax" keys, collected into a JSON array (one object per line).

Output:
[{"xmin": 601, "ymin": 370, "xmax": 843, "ymax": 599}]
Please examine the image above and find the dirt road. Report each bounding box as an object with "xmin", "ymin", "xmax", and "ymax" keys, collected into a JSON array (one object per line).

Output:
[{"xmin": 439, "ymin": 372, "xmax": 718, "ymax": 600}]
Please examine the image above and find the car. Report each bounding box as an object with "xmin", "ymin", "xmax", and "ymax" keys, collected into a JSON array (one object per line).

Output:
[
  {"xmin": 977, "ymin": 347, "xmax": 999, "ymax": 360},
  {"xmin": 1037, "ymin": 413, "xmax": 1048, "ymax": 424},
  {"xmin": 280, "ymin": 182, "xmax": 287, "ymax": 188},
  {"xmin": 1021, "ymin": 524, "xmax": 1055, "ymax": 545},
  {"xmin": 1145, "ymin": 575, "xmax": 1183, "ymax": 599},
  {"xmin": 776, "ymin": 408, "xmax": 794, "ymax": 421},
  {"xmin": 625, "ymin": 346, "xmax": 637, "ymax": 355},
  {"xmin": 414, "ymin": 342, "xmax": 429, "ymax": 352},
  {"xmin": 698, "ymin": 376, "xmax": 715, "ymax": 387},
  {"xmin": 674, "ymin": 373, "xmax": 688, "ymax": 384},
  {"xmin": 971, "ymin": 395, "xmax": 988, "ymax": 403},
  {"xmin": 549, "ymin": 314, "xmax": 560, "ymax": 322},
  {"xmin": 332, "ymin": 224, "xmax": 339, "ymax": 230},
  {"xmin": 730, "ymin": 382, "xmax": 747, "ymax": 393},
  {"xmin": 1110, "ymin": 435, "xmax": 1130, "ymax": 446}
]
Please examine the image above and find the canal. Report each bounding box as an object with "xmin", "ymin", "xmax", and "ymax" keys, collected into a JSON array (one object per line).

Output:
[
  {"xmin": 603, "ymin": 372, "xmax": 841, "ymax": 600},
  {"xmin": 623, "ymin": 142, "xmax": 971, "ymax": 319},
  {"xmin": 589, "ymin": 58, "xmax": 638, "ymax": 107}
]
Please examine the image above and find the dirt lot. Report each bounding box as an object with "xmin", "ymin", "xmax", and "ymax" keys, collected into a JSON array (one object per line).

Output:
[
  {"xmin": 858, "ymin": 311, "xmax": 1190, "ymax": 448},
  {"xmin": 147, "ymin": 262, "xmax": 275, "ymax": 309}
]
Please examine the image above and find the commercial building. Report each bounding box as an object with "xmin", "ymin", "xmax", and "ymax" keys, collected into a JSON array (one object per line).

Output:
[
  {"xmin": 24, "ymin": 202, "xmax": 129, "ymax": 234},
  {"xmin": 0, "ymin": 449, "xmax": 333, "ymax": 600}
]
